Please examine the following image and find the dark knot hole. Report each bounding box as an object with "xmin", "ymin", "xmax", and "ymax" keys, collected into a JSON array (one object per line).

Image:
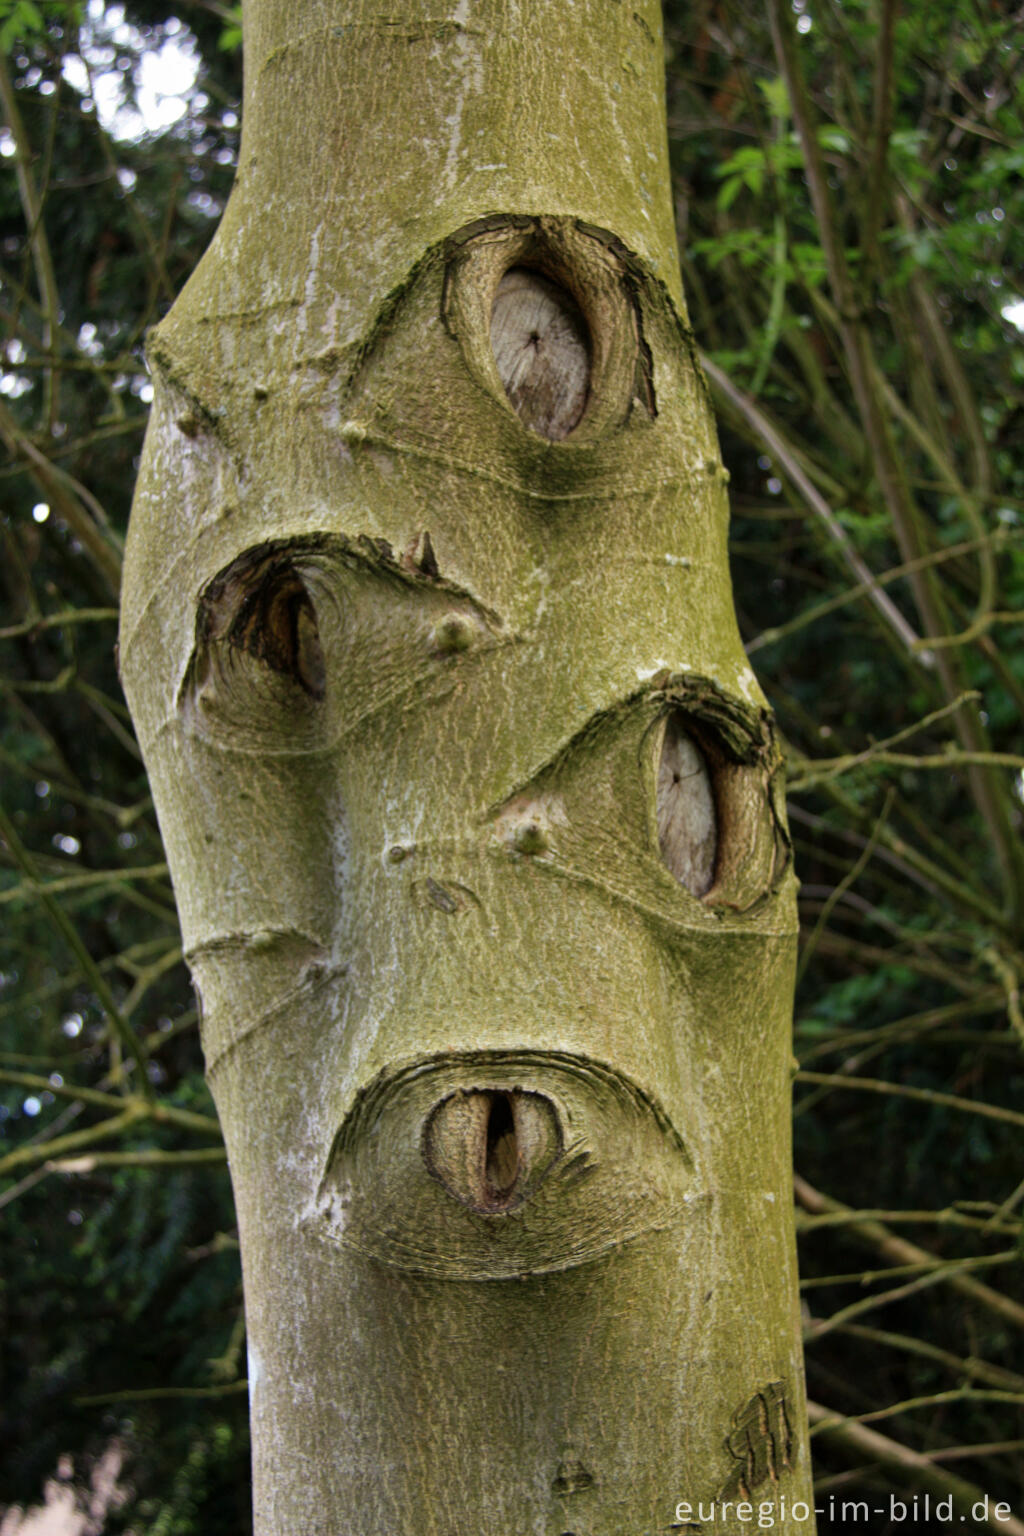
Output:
[{"xmin": 484, "ymin": 1092, "xmax": 519, "ymax": 1200}]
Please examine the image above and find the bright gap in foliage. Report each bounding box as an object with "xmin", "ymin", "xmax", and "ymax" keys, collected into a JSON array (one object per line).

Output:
[{"xmin": 61, "ymin": 0, "xmax": 200, "ymax": 142}]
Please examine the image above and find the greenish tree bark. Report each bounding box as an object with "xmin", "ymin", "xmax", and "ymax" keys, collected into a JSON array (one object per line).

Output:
[{"xmin": 120, "ymin": 2, "xmax": 815, "ymax": 1531}]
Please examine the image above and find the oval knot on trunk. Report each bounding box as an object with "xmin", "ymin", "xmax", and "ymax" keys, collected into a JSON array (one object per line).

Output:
[{"xmin": 423, "ymin": 1087, "xmax": 562, "ymax": 1213}]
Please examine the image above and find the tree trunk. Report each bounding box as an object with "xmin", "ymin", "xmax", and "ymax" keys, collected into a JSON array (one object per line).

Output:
[{"xmin": 120, "ymin": 2, "xmax": 815, "ymax": 1531}]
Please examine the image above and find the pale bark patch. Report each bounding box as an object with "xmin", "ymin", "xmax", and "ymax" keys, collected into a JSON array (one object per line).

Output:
[
  {"xmin": 490, "ymin": 267, "xmax": 590, "ymax": 439},
  {"xmin": 656, "ymin": 715, "xmax": 718, "ymax": 896}
]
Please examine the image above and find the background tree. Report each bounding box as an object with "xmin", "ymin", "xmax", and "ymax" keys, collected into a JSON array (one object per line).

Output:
[{"xmin": 1, "ymin": 0, "xmax": 1022, "ymax": 1531}]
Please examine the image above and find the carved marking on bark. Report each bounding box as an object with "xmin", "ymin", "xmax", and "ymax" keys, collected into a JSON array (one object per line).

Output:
[
  {"xmin": 179, "ymin": 533, "xmax": 513, "ymax": 759},
  {"xmin": 552, "ymin": 1457, "xmax": 596, "ymax": 1494},
  {"xmin": 720, "ymin": 1381, "xmax": 793, "ymax": 1501}
]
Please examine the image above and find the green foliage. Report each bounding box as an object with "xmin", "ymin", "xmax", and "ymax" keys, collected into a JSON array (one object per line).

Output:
[
  {"xmin": 217, "ymin": 6, "xmax": 241, "ymax": 52},
  {"xmin": 0, "ymin": 0, "xmax": 80, "ymax": 53}
]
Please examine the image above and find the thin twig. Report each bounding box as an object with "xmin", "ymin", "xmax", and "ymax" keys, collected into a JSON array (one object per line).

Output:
[
  {"xmin": 795, "ymin": 1070, "xmax": 1024, "ymax": 1129},
  {"xmin": 75, "ymin": 1382, "xmax": 248, "ymax": 1407},
  {"xmin": 0, "ymin": 801, "xmax": 152, "ymax": 1093},
  {"xmin": 810, "ymin": 1388, "xmax": 1024, "ymax": 1438},
  {"xmin": 48, "ymin": 1148, "xmax": 227, "ymax": 1172},
  {"xmin": 700, "ymin": 351, "xmax": 924, "ymax": 654},
  {"xmin": 807, "ymin": 1400, "xmax": 1024, "ymax": 1535},
  {"xmin": 795, "ymin": 1175, "xmax": 1024, "ymax": 1331}
]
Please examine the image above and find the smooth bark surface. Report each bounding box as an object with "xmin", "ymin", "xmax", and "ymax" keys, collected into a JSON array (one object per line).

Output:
[{"xmin": 121, "ymin": 2, "xmax": 814, "ymax": 1531}]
